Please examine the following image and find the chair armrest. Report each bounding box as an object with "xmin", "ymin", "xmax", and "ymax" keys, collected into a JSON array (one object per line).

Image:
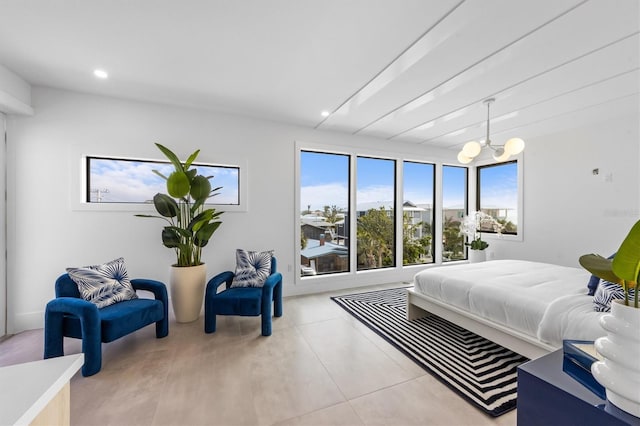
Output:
[
  {"xmin": 205, "ymin": 271, "xmax": 235, "ymax": 296},
  {"xmin": 262, "ymin": 272, "xmax": 282, "ymax": 292},
  {"xmin": 131, "ymin": 278, "xmax": 168, "ymax": 303},
  {"xmin": 46, "ymin": 296, "xmax": 99, "ymax": 317}
]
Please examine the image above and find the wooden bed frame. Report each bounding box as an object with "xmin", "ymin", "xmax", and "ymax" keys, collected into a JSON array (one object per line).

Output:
[{"xmin": 407, "ymin": 288, "xmax": 557, "ymax": 360}]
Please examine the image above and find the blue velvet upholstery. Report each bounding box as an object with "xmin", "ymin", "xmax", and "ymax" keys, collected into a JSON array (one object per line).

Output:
[
  {"xmin": 44, "ymin": 274, "xmax": 169, "ymax": 376},
  {"xmin": 204, "ymin": 256, "xmax": 283, "ymax": 336}
]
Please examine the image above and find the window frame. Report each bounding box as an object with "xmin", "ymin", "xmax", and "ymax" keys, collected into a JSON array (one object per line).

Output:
[
  {"xmin": 402, "ymin": 160, "xmax": 435, "ymax": 266},
  {"xmin": 294, "ymin": 140, "xmax": 467, "ymax": 289},
  {"xmin": 71, "ymin": 148, "xmax": 247, "ymax": 212},
  {"xmin": 474, "ymin": 156, "xmax": 524, "ymax": 242}
]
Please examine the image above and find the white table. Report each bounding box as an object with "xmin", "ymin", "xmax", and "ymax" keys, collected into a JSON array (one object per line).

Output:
[{"xmin": 0, "ymin": 354, "xmax": 84, "ymax": 425}]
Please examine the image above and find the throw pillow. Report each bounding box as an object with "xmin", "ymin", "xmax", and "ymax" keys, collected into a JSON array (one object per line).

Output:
[
  {"xmin": 587, "ymin": 252, "xmax": 616, "ymax": 296},
  {"xmin": 67, "ymin": 257, "xmax": 138, "ymax": 309},
  {"xmin": 593, "ymin": 280, "xmax": 636, "ymax": 312},
  {"xmin": 230, "ymin": 249, "xmax": 273, "ymax": 288}
]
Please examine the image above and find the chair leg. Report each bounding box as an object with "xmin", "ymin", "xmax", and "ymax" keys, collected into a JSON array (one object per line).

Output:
[
  {"xmin": 204, "ymin": 303, "xmax": 217, "ymax": 334},
  {"xmin": 261, "ymin": 304, "xmax": 272, "ymax": 337},
  {"xmin": 80, "ymin": 311, "xmax": 103, "ymax": 377},
  {"xmin": 44, "ymin": 310, "xmax": 65, "ymax": 359},
  {"xmin": 156, "ymin": 316, "xmax": 169, "ymax": 338},
  {"xmin": 273, "ymin": 280, "xmax": 283, "ymax": 318}
]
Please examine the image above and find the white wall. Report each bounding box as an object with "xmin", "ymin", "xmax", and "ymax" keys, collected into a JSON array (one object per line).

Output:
[
  {"xmin": 488, "ymin": 113, "xmax": 640, "ymax": 266},
  {"xmin": 6, "ymin": 87, "xmax": 638, "ymax": 333},
  {"xmin": 0, "ymin": 64, "xmax": 33, "ymax": 115},
  {"xmin": 6, "ymin": 87, "xmax": 456, "ymax": 333}
]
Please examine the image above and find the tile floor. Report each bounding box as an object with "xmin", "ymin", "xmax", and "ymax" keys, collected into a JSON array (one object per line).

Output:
[{"xmin": 0, "ymin": 284, "xmax": 516, "ymax": 425}]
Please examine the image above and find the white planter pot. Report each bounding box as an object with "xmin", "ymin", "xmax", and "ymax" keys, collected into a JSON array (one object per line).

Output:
[
  {"xmin": 170, "ymin": 263, "xmax": 207, "ymax": 323},
  {"xmin": 591, "ymin": 299, "xmax": 640, "ymax": 417},
  {"xmin": 468, "ymin": 250, "xmax": 486, "ymax": 263}
]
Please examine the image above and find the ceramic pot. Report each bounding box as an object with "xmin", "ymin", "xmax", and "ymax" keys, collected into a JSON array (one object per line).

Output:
[
  {"xmin": 591, "ymin": 299, "xmax": 640, "ymax": 417},
  {"xmin": 468, "ymin": 249, "xmax": 486, "ymax": 263},
  {"xmin": 170, "ymin": 263, "xmax": 207, "ymax": 323}
]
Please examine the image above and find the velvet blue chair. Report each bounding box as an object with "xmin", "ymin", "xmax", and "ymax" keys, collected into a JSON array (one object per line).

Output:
[
  {"xmin": 44, "ymin": 274, "xmax": 169, "ymax": 376},
  {"xmin": 204, "ymin": 256, "xmax": 283, "ymax": 336}
]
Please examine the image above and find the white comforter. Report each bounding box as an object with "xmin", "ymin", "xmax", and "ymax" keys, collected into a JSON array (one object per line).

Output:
[{"xmin": 413, "ymin": 259, "xmax": 606, "ymax": 347}]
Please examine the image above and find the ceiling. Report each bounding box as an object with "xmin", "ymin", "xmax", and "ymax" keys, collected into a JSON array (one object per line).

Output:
[{"xmin": 0, "ymin": 0, "xmax": 638, "ymax": 152}]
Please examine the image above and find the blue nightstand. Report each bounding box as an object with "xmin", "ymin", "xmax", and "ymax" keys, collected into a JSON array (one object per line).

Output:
[{"xmin": 517, "ymin": 350, "xmax": 640, "ymax": 426}]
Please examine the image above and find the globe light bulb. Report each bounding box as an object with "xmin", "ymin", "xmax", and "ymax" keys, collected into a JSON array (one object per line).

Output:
[
  {"xmin": 504, "ymin": 137, "xmax": 525, "ymax": 155},
  {"xmin": 457, "ymin": 151, "xmax": 473, "ymax": 164},
  {"xmin": 461, "ymin": 141, "xmax": 481, "ymax": 158},
  {"xmin": 492, "ymin": 147, "xmax": 510, "ymax": 162}
]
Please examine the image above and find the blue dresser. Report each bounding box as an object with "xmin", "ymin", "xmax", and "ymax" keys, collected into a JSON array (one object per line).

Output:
[{"xmin": 517, "ymin": 350, "xmax": 640, "ymax": 426}]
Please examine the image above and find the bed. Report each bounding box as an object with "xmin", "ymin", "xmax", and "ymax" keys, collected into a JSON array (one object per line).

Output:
[{"xmin": 408, "ymin": 259, "xmax": 606, "ymax": 359}]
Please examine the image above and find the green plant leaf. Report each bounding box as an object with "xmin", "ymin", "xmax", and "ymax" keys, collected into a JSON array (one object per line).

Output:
[
  {"xmin": 153, "ymin": 193, "xmax": 179, "ymax": 218},
  {"xmin": 184, "ymin": 150, "xmax": 200, "ymax": 169},
  {"xmin": 578, "ymin": 254, "xmax": 620, "ymax": 283},
  {"xmin": 611, "ymin": 219, "xmax": 640, "ymax": 283},
  {"xmin": 190, "ymin": 175, "xmax": 212, "ymax": 201},
  {"xmin": 194, "ymin": 221, "xmax": 222, "ymax": 247},
  {"xmin": 166, "ymin": 171, "xmax": 190, "ymax": 198},
  {"xmin": 161, "ymin": 227, "xmax": 181, "ymax": 248},
  {"xmin": 155, "ymin": 143, "xmax": 184, "ymax": 172},
  {"xmin": 152, "ymin": 170, "xmax": 168, "ymax": 181}
]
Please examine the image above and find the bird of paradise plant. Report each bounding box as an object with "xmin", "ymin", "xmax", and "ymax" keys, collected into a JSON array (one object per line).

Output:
[{"xmin": 579, "ymin": 219, "xmax": 640, "ymax": 308}]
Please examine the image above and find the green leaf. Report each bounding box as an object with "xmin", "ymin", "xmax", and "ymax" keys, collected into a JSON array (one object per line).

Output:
[
  {"xmin": 155, "ymin": 143, "xmax": 184, "ymax": 172},
  {"xmin": 166, "ymin": 171, "xmax": 190, "ymax": 198},
  {"xmin": 190, "ymin": 175, "xmax": 212, "ymax": 202},
  {"xmin": 194, "ymin": 222, "xmax": 221, "ymax": 247},
  {"xmin": 184, "ymin": 150, "xmax": 200, "ymax": 169},
  {"xmin": 161, "ymin": 227, "xmax": 181, "ymax": 248},
  {"xmin": 578, "ymin": 254, "xmax": 620, "ymax": 283},
  {"xmin": 612, "ymin": 219, "xmax": 640, "ymax": 283},
  {"xmin": 153, "ymin": 193, "xmax": 179, "ymax": 218},
  {"xmin": 152, "ymin": 170, "xmax": 168, "ymax": 181}
]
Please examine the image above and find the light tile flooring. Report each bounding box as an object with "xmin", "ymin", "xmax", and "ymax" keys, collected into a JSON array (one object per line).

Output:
[{"xmin": 0, "ymin": 284, "xmax": 516, "ymax": 425}]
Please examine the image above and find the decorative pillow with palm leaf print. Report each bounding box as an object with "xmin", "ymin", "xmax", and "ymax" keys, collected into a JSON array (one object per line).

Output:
[
  {"xmin": 66, "ymin": 257, "xmax": 138, "ymax": 308},
  {"xmin": 593, "ymin": 280, "xmax": 635, "ymax": 312},
  {"xmin": 230, "ymin": 249, "xmax": 273, "ymax": 288}
]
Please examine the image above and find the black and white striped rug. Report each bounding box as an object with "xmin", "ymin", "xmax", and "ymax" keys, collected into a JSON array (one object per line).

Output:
[{"xmin": 331, "ymin": 287, "xmax": 528, "ymax": 417}]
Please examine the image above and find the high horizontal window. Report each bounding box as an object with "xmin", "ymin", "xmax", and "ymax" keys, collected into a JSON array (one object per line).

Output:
[
  {"xmin": 86, "ymin": 156, "xmax": 240, "ymax": 205},
  {"xmin": 477, "ymin": 161, "xmax": 518, "ymax": 234}
]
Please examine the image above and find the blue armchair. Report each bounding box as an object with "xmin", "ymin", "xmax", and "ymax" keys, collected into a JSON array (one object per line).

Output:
[
  {"xmin": 44, "ymin": 274, "xmax": 169, "ymax": 376},
  {"xmin": 204, "ymin": 257, "xmax": 283, "ymax": 336}
]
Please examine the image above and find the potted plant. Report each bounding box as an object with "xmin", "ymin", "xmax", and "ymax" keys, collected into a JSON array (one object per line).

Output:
[
  {"xmin": 136, "ymin": 143, "xmax": 223, "ymax": 322},
  {"xmin": 579, "ymin": 219, "xmax": 640, "ymax": 417},
  {"xmin": 459, "ymin": 211, "xmax": 503, "ymax": 262}
]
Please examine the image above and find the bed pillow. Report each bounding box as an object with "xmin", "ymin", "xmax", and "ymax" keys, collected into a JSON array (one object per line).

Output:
[
  {"xmin": 593, "ymin": 280, "xmax": 635, "ymax": 312},
  {"xmin": 230, "ymin": 249, "xmax": 273, "ymax": 288},
  {"xmin": 67, "ymin": 257, "xmax": 138, "ymax": 309},
  {"xmin": 587, "ymin": 252, "xmax": 616, "ymax": 296}
]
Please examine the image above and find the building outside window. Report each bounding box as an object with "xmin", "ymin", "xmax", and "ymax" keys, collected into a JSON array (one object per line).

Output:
[{"xmin": 402, "ymin": 161, "xmax": 434, "ymax": 265}]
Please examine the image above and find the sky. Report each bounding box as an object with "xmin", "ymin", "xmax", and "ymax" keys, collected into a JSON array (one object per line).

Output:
[
  {"xmin": 88, "ymin": 158, "xmax": 239, "ymax": 204},
  {"xmin": 300, "ymin": 151, "xmax": 517, "ymax": 212}
]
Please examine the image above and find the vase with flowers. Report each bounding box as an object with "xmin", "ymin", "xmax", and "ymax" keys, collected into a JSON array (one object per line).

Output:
[
  {"xmin": 579, "ymin": 219, "xmax": 640, "ymax": 417},
  {"xmin": 459, "ymin": 211, "xmax": 503, "ymax": 262}
]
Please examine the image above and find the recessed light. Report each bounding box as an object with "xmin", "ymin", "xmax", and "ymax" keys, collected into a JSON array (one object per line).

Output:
[
  {"xmin": 321, "ymin": 111, "xmax": 330, "ymax": 117},
  {"xmin": 93, "ymin": 69, "xmax": 108, "ymax": 79}
]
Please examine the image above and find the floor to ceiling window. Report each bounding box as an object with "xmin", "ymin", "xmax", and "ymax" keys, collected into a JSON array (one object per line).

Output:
[
  {"xmin": 442, "ymin": 165, "xmax": 468, "ymax": 262},
  {"xmin": 356, "ymin": 156, "xmax": 396, "ymax": 271},
  {"xmin": 402, "ymin": 161, "xmax": 434, "ymax": 265},
  {"xmin": 299, "ymin": 151, "xmax": 350, "ymax": 277}
]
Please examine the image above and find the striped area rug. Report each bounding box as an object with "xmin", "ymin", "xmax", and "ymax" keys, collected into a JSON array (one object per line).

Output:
[{"xmin": 331, "ymin": 287, "xmax": 529, "ymax": 417}]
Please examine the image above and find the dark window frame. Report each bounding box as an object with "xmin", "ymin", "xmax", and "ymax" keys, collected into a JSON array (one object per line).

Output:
[{"xmin": 476, "ymin": 160, "xmax": 518, "ymax": 235}]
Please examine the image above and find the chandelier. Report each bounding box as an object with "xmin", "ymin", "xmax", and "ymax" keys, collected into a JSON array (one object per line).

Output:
[{"xmin": 457, "ymin": 98, "xmax": 525, "ymax": 164}]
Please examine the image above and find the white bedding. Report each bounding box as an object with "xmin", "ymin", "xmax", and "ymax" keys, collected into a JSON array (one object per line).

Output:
[{"xmin": 413, "ymin": 259, "xmax": 606, "ymax": 347}]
